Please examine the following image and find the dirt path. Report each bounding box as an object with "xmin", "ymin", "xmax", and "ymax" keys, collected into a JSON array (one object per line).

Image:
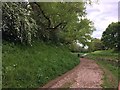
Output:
[{"xmin": 42, "ymin": 58, "xmax": 103, "ymax": 88}]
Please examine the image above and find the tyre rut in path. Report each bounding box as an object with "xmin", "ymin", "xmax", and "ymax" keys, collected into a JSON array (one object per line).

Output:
[{"xmin": 42, "ymin": 58, "xmax": 103, "ymax": 88}]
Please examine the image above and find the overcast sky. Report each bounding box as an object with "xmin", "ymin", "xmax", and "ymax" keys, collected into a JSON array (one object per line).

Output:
[{"xmin": 86, "ymin": 0, "xmax": 119, "ymax": 39}]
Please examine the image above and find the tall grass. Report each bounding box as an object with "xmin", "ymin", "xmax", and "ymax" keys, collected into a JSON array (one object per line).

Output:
[{"xmin": 2, "ymin": 41, "xmax": 80, "ymax": 88}]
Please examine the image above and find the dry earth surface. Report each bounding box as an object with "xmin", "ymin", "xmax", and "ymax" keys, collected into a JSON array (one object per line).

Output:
[{"xmin": 41, "ymin": 58, "xmax": 103, "ymax": 88}]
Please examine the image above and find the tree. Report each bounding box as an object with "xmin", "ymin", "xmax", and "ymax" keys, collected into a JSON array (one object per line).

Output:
[
  {"xmin": 92, "ymin": 38, "xmax": 104, "ymax": 51},
  {"xmin": 30, "ymin": 2, "xmax": 86, "ymax": 42},
  {"xmin": 101, "ymin": 22, "xmax": 120, "ymax": 51},
  {"xmin": 30, "ymin": 2, "xmax": 94, "ymax": 44},
  {"xmin": 2, "ymin": 2, "xmax": 37, "ymax": 45},
  {"xmin": 2, "ymin": 2, "xmax": 94, "ymax": 47}
]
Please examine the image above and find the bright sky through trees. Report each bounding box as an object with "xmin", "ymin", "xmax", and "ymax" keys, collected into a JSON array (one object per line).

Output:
[{"xmin": 86, "ymin": 0, "xmax": 118, "ymax": 39}]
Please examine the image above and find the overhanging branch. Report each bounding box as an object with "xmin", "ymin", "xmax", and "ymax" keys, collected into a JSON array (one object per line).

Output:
[
  {"xmin": 30, "ymin": 2, "xmax": 67, "ymax": 30},
  {"xmin": 36, "ymin": 3, "xmax": 51, "ymax": 28}
]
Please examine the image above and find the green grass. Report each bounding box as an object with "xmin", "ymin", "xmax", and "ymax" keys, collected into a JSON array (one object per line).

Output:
[
  {"xmin": 90, "ymin": 50, "xmax": 118, "ymax": 59},
  {"xmin": 2, "ymin": 41, "xmax": 80, "ymax": 88},
  {"xmin": 97, "ymin": 60, "xmax": 118, "ymax": 88},
  {"xmin": 86, "ymin": 50, "xmax": 119, "ymax": 88}
]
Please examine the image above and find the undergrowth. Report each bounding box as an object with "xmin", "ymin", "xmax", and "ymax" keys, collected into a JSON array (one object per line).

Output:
[{"xmin": 2, "ymin": 41, "xmax": 80, "ymax": 88}]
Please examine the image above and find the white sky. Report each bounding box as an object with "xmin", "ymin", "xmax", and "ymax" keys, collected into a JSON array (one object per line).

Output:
[{"xmin": 86, "ymin": 0, "xmax": 119, "ymax": 39}]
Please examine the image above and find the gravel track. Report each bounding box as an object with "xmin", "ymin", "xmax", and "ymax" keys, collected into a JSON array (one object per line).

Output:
[{"xmin": 42, "ymin": 58, "xmax": 103, "ymax": 88}]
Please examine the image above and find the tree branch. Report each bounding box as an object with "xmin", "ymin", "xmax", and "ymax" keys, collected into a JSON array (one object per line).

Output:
[
  {"xmin": 30, "ymin": 3, "xmax": 67, "ymax": 30},
  {"xmin": 47, "ymin": 22, "xmax": 62, "ymax": 30},
  {"xmin": 30, "ymin": 2, "xmax": 51, "ymax": 28}
]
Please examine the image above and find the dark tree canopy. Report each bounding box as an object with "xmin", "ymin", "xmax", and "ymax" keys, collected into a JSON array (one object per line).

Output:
[{"xmin": 101, "ymin": 22, "xmax": 120, "ymax": 51}]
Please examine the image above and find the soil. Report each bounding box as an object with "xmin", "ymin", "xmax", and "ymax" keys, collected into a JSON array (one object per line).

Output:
[{"xmin": 41, "ymin": 58, "xmax": 103, "ymax": 88}]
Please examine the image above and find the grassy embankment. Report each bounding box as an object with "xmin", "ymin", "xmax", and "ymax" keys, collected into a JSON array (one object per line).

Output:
[
  {"xmin": 2, "ymin": 41, "xmax": 80, "ymax": 88},
  {"xmin": 86, "ymin": 50, "xmax": 119, "ymax": 88}
]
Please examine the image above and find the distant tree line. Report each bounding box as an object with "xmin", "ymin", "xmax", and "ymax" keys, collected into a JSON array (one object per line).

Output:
[{"xmin": 90, "ymin": 22, "xmax": 119, "ymax": 52}]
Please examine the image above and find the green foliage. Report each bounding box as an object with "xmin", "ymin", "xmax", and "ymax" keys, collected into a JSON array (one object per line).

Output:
[
  {"xmin": 92, "ymin": 38, "xmax": 104, "ymax": 51},
  {"xmin": 2, "ymin": 2, "xmax": 37, "ymax": 44},
  {"xmin": 2, "ymin": 2, "xmax": 94, "ymax": 47},
  {"xmin": 62, "ymin": 18, "xmax": 94, "ymax": 45},
  {"xmin": 101, "ymin": 22, "xmax": 120, "ymax": 51},
  {"xmin": 2, "ymin": 41, "xmax": 79, "ymax": 88},
  {"xmin": 33, "ymin": 2, "xmax": 94, "ymax": 44}
]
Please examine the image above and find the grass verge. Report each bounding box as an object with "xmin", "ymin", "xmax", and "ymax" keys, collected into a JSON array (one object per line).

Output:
[
  {"xmin": 2, "ymin": 41, "xmax": 80, "ymax": 88},
  {"xmin": 86, "ymin": 50, "xmax": 119, "ymax": 88}
]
